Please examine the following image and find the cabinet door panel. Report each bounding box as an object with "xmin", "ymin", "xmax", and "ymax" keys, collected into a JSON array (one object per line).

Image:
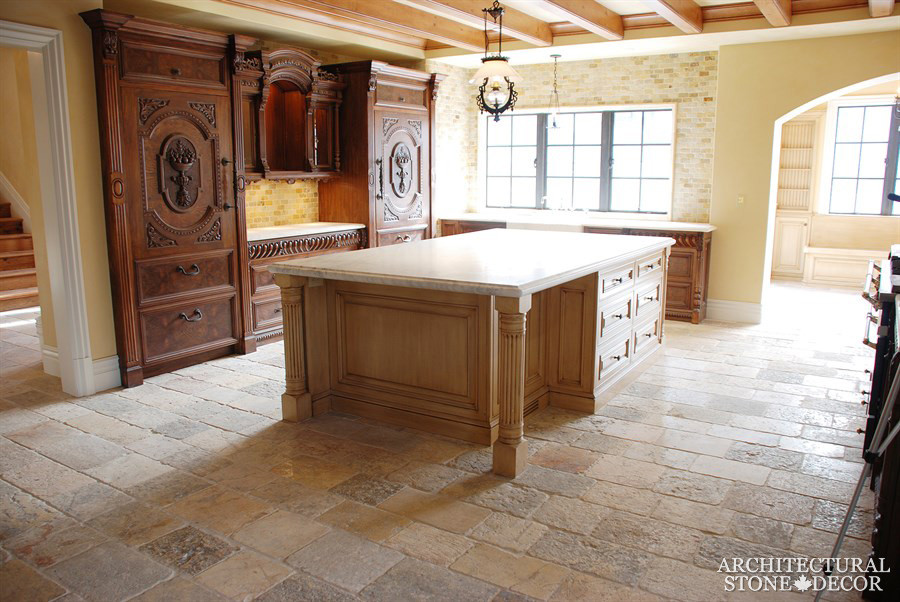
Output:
[{"xmin": 375, "ymin": 112, "xmax": 429, "ymax": 232}]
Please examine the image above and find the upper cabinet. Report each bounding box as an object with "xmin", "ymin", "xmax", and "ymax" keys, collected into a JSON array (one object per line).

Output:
[{"xmin": 232, "ymin": 46, "xmax": 345, "ymax": 181}]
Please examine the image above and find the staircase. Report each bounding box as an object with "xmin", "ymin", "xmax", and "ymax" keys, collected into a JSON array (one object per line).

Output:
[{"xmin": 0, "ymin": 199, "xmax": 38, "ymax": 312}]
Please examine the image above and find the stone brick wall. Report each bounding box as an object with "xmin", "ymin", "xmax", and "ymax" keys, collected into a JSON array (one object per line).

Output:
[
  {"xmin": 427, "ymin": 51, "xmax": 718, "ymax": 223},
  {"xmin": 244, "ymin": 179, "xmax": 318, "ymax": 229}
]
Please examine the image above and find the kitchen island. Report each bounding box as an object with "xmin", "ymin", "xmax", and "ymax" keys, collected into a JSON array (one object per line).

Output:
[{"xmin": 269, "ymin": 229, "xmax": 674, "ymax": 476}]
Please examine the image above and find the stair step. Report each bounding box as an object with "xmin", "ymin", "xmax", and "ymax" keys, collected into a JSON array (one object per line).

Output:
[
  {"xmin": 0, "ymin": 250, "xmax": 35, "ymax": 270},
  {"xmin": 0, "ymin": 233, "xmax": 33, "ymax": 252},
  {"xmin": 0, "ymin": 268, "xmax": 38, "ymax": 291},
  {"xmin": 0, "ymin": 202, "xmax": 10, "ymax": 218},
  {"xmin": 0, "ymin": 286, "xmax": 39, "ymax": 312},
  {"xmin": 0, "ymin": 217, "xmax": 24, "ymax": 235}
]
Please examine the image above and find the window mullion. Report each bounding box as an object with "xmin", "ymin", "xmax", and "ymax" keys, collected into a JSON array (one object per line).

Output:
[
  {"xmin": 536, "ymin": 114, "xmax": 547, "ymax": 208},
  {"xmin": 882, "ymin": 105, "xmax": 900, "ymax": 215},
  {"xmin": 599, "ymin": 112, "xmax": 613, "ymax": 212}
]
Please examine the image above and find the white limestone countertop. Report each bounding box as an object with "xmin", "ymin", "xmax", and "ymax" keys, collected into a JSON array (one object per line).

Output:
[
  {"xmin": 439, "ymin": 212, "xmax": 716, "ymax": 233},
  {"xmin": 268, "ymin": 228, "xmax": 674, "ymax": 297},
  {"xmin": 247, "ymin": 222, "xmax": 365, "ymax": 242}
]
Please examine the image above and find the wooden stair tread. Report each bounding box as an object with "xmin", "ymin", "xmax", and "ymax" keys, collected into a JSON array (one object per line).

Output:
[
  {"xmin": 0, "ymin": 286, "xmax": 38, "ymax": 300},
  {"xmin": 0, "ymin": 268, "xmax": 36, "ymax": 277},
  {"xmin": 0, "ymin": 233, "xmax": 32, "ymax": 239},
  {"xmin": 0, "ymin": 250, "xmax": 34, "ymax": 258}
]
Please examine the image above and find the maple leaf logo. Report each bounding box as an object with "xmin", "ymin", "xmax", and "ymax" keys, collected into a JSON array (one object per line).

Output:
[{"xmin": 793, "ymin": 575, "xmax": 813, "ymax": 592}]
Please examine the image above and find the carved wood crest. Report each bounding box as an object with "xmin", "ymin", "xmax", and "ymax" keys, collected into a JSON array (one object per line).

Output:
[
  {"xmin": 189, "ymin": 102, "xmax": 216, "ymax": 126},
  {"xmin": 138, "ymin": 98, "xmax": 169, "ymax": 125},
  {"xmin": 159, "ymin": 136, "xmax": 201, "ymax": 212}
]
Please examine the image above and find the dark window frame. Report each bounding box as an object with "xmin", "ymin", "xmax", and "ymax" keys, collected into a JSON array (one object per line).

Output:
[
  {"xmin": 827, "ymin": 101, "xmax": 900, "ymax": 216},
  {"xmin": 484, "ymin": 108, "xmax": 674, "ymax": 214}
]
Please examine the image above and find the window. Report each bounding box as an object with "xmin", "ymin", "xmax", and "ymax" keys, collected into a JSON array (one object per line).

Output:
[
  {"xmin": 827, "ymin": 102, "xmax": 900, "ymax": 216},
  {"xmin": 484, "ymin": 108, "xmax": 674, "ymax": 213}
]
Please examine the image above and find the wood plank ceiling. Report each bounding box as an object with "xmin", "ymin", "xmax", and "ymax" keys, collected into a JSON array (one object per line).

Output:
[{"xmin": 217, "ymin": 0, "xmax": 896, "ymax": 54}]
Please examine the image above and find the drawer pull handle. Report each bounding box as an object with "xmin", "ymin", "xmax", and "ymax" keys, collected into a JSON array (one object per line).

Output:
[
  {"xmin": 611, "ymin": 354, "xmax": 623, "ymax": 361},
  {"xmin": 274, "ymin": 308, "xmax": 282, "ymax": 314},
  {"xmin": 644, "ymin": 263, "xmax": 657, "ymax": 270},
  {"xmin": 171, "ymin": 67, "xmax": 182, "ymax": 76},
  {"xmin": 611, "ymin": 277, "xmax": 624, "ymax": 284},
  {"xmin": 644, "ymin": 332, "xmax": 653, "ymax": 338},
  {"xmin": 612, "ymin": 313, "xmax": 624, "ymax": 319},
  {"xmin": 176, "ymin": 264, "xmax": 201, "ymax": 276},
  {"xmin": 179, "ymin": 309, "xmax": 203, "ymax": 322},
  {"xmin": 396, "ymin": 234, "xmax": 412, "ymax": 243},
  {"xmin": 643, "ymin": 295, "xmax": 656, "ymax": 302}
]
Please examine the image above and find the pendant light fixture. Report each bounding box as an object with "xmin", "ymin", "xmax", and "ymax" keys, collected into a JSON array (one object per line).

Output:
[
  {"xmin": 470, "ymin": 1, "xmax": 521, "ymax": 122},
  {"xmin": 548, "ymin": 54, "xmax": 561, "ymax": 129}
]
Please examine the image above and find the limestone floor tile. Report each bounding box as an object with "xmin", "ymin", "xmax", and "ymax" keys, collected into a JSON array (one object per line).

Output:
[
  {"xmin": 580, "ymin": 481, "xmax": 662, "ymax": 516},
  {"xmin": 362, "ymin": 557, "xmax": 499, "ymax": 601},
  {"xmin": 593, "ymin": 511, "xmax": 703, "ymax": 560},
  {"xmin": 655, "ymin": 430, "xmax": 733, "ymax": 457},
  {"xmin": 622, "ymin": 441, "xmax": 697, "ymax": 469},
  {"xmin": 727, "ymin": 512, "xmax": 795, "ymax": 549},
  {"xmin": 378, "ymin": 488, "xmax": 491, "ymax": 534},
  {"xmin": 463, "ymin": 482, "xmax": 549, "ymax": 519},
  {"xmin": 123, "ymin": 470, "xmax": 212, "ymax": 507},
  {"xmin": 512, "ymin": 562, "xmax": 571, "ymax": 600},
  {"xmin": 46, "ymin": 542, "xmax": 172, "ymax": 602},
  {"xmin": 330, "ymin": 473, "xmax": 404, "ymax": 506},
  {"xmin": 251, "ymin": 477, "xmax": 343, "ymax": 518},
  {"xmin": 724, "ymin": 441, "xmax": 804, "ymax": 470},
  {"xmin": 450, "ymin": 543, "xmax": 546, "ymax": 589},
  {"xmin": 650, "ymin": 469, "xmax": 733, "ymax": 504},
  {"xmin": 532, "ymin": 496, "xmax": 609, "ymax": 536},
  {"xmin": 6, "ymin": 421, "xmax": 127, "ymax": 471},
  {"xmin": 722, "ymin": 483, "xmax": 816, "ymax": 525},
  {"xmin": 385, "ymin": 522, "xmax": 473, "ymax": 566},
  {"xmin": 584, "ymin": 454, "xmax": 666, "ymax": 489},
  {"xmin": 87, "ymin": 501, "xmax": 183, "ymax": 546},
  {"xmin": 139, "ymin": 526, "xmax": 238, "ymax": 575},
  {"xmin": 528, "ymin": 529, "xmax": 653, "ymax": 587},
  {"xmin": 649, "ymin": 497, "xmax": 735, "ymax": 534},
  {"xmin": 86, "ymin": 453, "xmax": 172, "ymax": 489},
  {"xmin": 195, "ymin": 550, "xmax": 293, "ymax": 599},
  {"xmin": 256, "ymin": 572, "xmax": 358, "ymax": 602},
  {"xmin": 0, "ymin": 480, "xmax": 62, "ymax": 541},
  {"xmin": 64, "ymin": 412, "xmax": 147, "ymax": 446},
  {"xmin": 6, "ymin": 520, "xmax": 106, "ymax": 568},
  {"xmin": 638, "ymin": 557, "xmax": 726, "ymax": 602},
  {"xmin": 270, "ymin": 455, "xmax": 358, "ymax": 490},
  {"xmin": 232, "ymin": 510, "xmax": 330, "ymax": 558},
  {"xmin": 551, "ymin": 572, "xmax": 662, "ymax": 602},
  {"xmin": 766, "ymin": 469, "xmax": 856, "ymax": 504},
  {"xmin": 3, "ymin": 455, "xmax": 97, "ymax": 501},
  {"xmin": 530, "ymin": 443, "xmax": 598, "ymax": 474},
  {"xmin": 317, "ymin": 500, "xmax": 410, "ymax": 542},
  {"xmin": 385, "ymin": 461, "xmax": 464, "ymax": 493},
  {"xmin": 43, "ymin": 481, "xmax": 133, "ymax": 522},
  {"xmin": 285, "ymin": 529, "xmax": 403, "ymax": 593},
  {"xmin": 694, "ymin": 534, "xmax": 789, "ymax": 571},
  {"xmin": 470, "ymin": 512, "xmax": 548, "ymax": 554},
  {"xmin": 168, "ymin": 485, "xmax": 273, "ymax": 534},
  {"xmin": 0, "ymin": 558, "xmax": 67, "ymax": 602},
  {"xmin": 129, "ymin": 577, "xmax": 225, "ymax": 602},
  {"xmin": 514, "ymin": 465, "xmax": 594, "ymax": 498}
]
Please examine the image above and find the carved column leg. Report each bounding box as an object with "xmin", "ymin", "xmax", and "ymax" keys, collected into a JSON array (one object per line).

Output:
[
  {"xmin": 273, "ymin": 274, "xmax": 312, "ymax": 422},
  {"xmin": 493, "ymin": 295, "xmax": 532, "ymax": 478}
]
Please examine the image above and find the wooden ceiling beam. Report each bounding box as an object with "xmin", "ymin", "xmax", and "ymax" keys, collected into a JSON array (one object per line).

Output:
[
  {"xmin": 529, "ymin": 0, "xmax": 623, "ymax": 40},
  {"xmin": 220, "ymin": 0, "xmax": 486, "ymax": 52},
  {"xmin": 869, "ymin": 0, "xmax": 896, "ymax": 17},
  {"xmin": 753, "ymin": 0, "xmax": 792, "ymax": 26},
  {"xmin": 392, "ymin": 0, "xmax": 553, "ymax": 47},
  {"xmin": 642, "ymin": 1, "xmax": 703, "ymax": 34}
]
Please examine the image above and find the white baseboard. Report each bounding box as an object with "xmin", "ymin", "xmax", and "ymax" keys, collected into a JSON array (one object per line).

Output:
[
  {"xmin": 706, "ymin": 299, "xmax": 763, "ymax": 324},
  {"xmin": 42, "ymin": 346, "xmax": 121, "ymax": 393}
]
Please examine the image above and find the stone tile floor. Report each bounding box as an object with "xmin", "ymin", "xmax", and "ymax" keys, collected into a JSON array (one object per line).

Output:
[{"xmin": 0, "ymin": 283, "xmax": 879, "ymax": 600}]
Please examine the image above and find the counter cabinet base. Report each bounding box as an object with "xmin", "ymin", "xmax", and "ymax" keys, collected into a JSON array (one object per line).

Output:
[{"xmin": 274, "ymin": 250, "xmax": 667, "ymax": 476}]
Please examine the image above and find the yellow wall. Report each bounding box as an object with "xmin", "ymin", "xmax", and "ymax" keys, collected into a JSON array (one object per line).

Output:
[
  {"xmin": 709, "ymin": 31, "xmax": 900, "ymax": 305},
  {"xmin": 0, "ymin": 0, "xmax": 117, "ymax": 360},
  {"xmin": 0, "ymin": 48, "xmax": 57, "ymax": 346}
]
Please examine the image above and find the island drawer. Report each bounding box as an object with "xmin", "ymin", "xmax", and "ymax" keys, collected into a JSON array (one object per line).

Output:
[
  {"xmin": 634, "ymin": 278, "xmax": 662, "ymax": 320},
  {"xmin": 599, "ymin": 263, "xmax": 634, "ymax": 298},
  {"xmin": 598, "ymin": 334, "xmax": 631, "ymax": 386},
  {"xmin": 597, "ymin": 290, "xmax": 632, "ymax": 341},
  {"xmin": 136, "ymin": 250, "xmax": 234, "ymax": 307},
  {"xmin": 633, "ymin": 315, "xmax": 661, "ymax": 358},
  {"xmin": 636, "ymin": 252, "xmax": 664, "ymax": 280}
]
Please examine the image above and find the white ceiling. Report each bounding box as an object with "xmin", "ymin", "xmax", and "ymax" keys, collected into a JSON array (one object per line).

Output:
[{"xmin": 506, "ymin": 0, "xmax": 743, "ymax": 21}]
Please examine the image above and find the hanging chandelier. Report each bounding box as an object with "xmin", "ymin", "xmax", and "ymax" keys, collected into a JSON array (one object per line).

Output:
[
  {"xmin": 470, "ymin": 1, "xmax": 521, "ymax": 121},
  {"xmin": 548, "ymin": 54, "xmax": 561, "ymax": 129}
]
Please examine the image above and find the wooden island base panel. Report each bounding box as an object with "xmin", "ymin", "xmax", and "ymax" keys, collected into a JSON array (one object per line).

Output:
[{"xmin": 269, "ymin": 229, "xmax": 674, "ymax": 477}]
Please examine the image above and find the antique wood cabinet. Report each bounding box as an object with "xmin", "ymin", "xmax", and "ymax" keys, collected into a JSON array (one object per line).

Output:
[
  {"xmin": 83, "ymin": 10, "xmax": 249, "ymax": 386},
  {"xmin": 318, "ymin": 61, "xmax": 444, "ymax": 246},
  {"xmin": 248, "ymin": 228, "xmax": 364, "ymax": 343},
  {"xmin": 232, "ymin": 47, "xmax": 344, "ymax": 181}
]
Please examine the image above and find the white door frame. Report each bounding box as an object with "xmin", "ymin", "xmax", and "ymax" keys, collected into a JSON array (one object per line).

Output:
[{"xmin": 0, "ymin": 20, "xmax": 97, "ymax": 396}]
